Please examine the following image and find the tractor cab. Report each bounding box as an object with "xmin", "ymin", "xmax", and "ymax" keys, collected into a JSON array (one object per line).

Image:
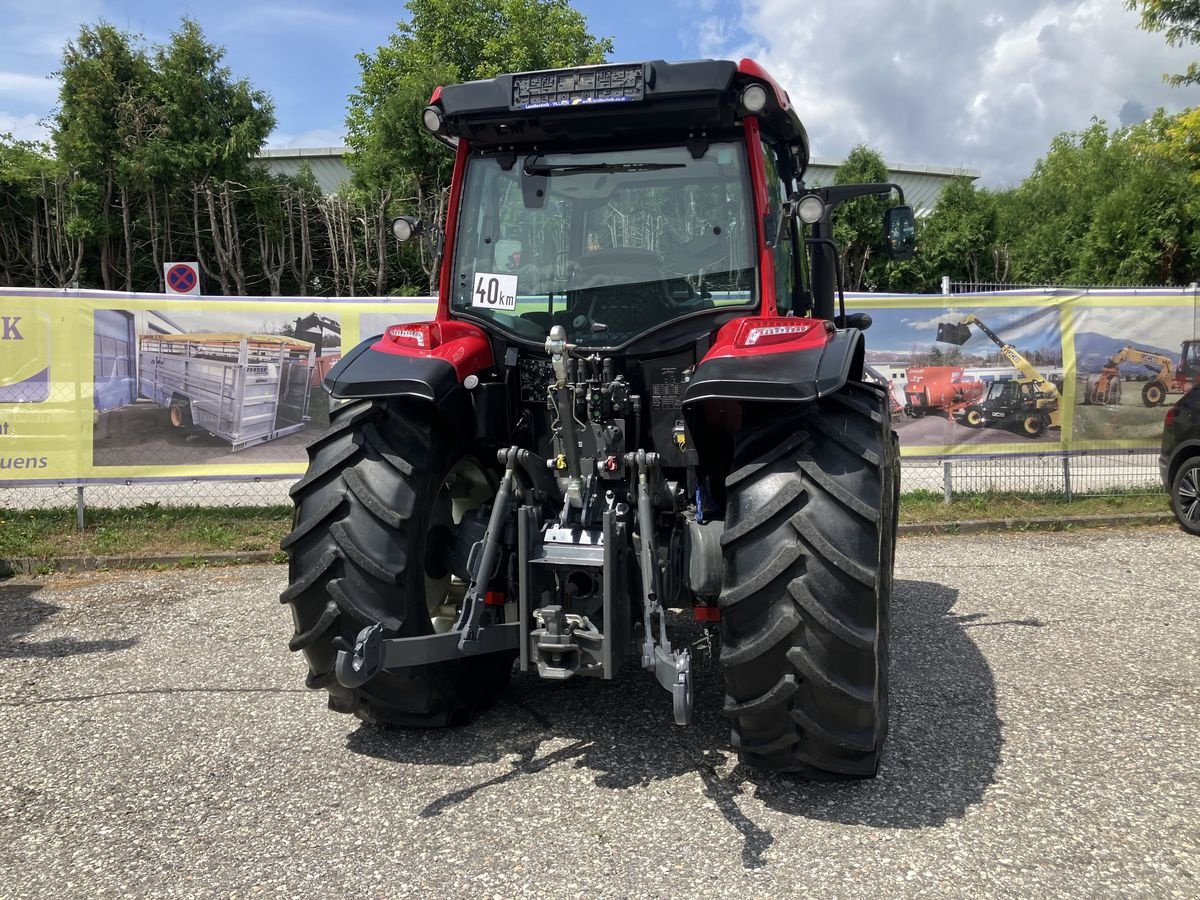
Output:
[{"xmin": 393, "ymin": 59, "xmax": 915, "ymax": 350}]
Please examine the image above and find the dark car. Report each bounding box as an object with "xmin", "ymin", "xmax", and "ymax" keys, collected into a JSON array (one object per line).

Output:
[{"xmin": 1160, "ymin": 383, "xmax": 1200, "ymax": 535}]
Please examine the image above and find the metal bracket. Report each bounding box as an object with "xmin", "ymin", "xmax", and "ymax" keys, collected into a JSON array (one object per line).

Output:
[
  {"xmin": 630, "ymin": 449, "xmax": 693, "ymax": 725},
  {"xmin": 334, "ymin": 621, "xmax": 523, "ymax": 689}
]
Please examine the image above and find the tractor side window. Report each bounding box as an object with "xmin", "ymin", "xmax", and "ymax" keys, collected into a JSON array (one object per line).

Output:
[{"xmin": 761, "ymin": 143, "xmax": 796, "ymax": 314}]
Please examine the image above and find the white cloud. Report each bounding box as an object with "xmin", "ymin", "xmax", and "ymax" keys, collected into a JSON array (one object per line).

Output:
[
  {"xmin": 0, "ymin": 111, "xmax": 51, "ymax": 144},
  {"xmin": 687, "ymin": 0, "xmax": 1200, "ymax": 185},
  {"xmin": 223, "ymin": 4, "xmax": 359, "ymax": 33},
  {"xmin": 0, "ymin": 71, "xmax": 60, "ymax": 102}
]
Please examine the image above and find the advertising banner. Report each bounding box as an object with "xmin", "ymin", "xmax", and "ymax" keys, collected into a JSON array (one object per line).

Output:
[
  {"xmin": 1, "ymin": 286, "xmax": 1197, "ymax": 486},
  {"xmin": 844, "ymin": 289, "xmax": 1199, "ymax": 457}
]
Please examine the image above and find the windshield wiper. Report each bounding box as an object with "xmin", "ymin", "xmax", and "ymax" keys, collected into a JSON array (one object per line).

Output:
[{"xmin": 523, "ymin": 159, "xmax": 686, "ymax": 176}]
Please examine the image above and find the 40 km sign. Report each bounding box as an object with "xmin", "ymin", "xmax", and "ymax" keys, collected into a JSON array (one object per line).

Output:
[
  {"xmin": 163, "ymin": 262, "xmax": 200, "ymax": 296},
  {"xmin": 471, "ymin": 272, "xmax": 518, "ymax": 311}
]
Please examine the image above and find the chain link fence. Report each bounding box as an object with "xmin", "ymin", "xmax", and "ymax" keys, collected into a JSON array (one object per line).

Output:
[{"xmin": 0, "ymin": 447, "xmax": 1164, "ymax": 520}]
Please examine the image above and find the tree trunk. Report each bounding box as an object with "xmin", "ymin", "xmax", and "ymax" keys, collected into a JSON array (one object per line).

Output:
[{"xmin": 120, "ymin": 184, "xmax": 134, "ymax": 292}]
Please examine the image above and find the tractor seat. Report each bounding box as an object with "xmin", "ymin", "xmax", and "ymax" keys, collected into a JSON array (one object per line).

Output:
[{"xmin": 567, "ymin": 249, "xmax": 677, "ymax": 342}]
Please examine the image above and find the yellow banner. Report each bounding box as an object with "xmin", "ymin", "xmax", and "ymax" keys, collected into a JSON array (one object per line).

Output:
[
  {"xmin": 1, "ymin": 287, "xmax": 1196, "ymax": 483},
  {"xmin": 0, "ymin": 290, "xmax": 435, "ymax": 484}
]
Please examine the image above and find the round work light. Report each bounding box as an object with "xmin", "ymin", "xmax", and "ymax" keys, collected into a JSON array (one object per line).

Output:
[
  {"xmin": 740, "ymin": 83, "xmax": 769, "ymax": 113},
  {"xmin": 422, "ymin": 106, "xmax": 445, "ymax": 134},
  {"xmin": 797, "ymin": 195, "xmax": 826, "ymax": 224}
]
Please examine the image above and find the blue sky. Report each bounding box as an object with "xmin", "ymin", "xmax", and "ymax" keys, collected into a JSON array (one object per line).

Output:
[{"xmin": 1, "ymin": 0, "xmax": 1197, "ymax": 185}]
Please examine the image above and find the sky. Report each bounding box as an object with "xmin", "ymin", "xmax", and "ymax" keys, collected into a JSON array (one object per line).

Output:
[{"xmin": 0, "ymin": 0, "xmax": 1197, "ymax": 186}]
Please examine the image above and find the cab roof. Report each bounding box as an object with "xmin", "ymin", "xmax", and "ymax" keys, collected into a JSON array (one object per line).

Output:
[{"xmin": 432, "ymin": 58, "xmax": 809, "ymax": 175}]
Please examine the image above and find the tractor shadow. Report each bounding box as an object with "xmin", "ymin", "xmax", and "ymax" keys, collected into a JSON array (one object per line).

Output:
[
  {"xmin": 347, "ymin": 578, "xmax": 1002, "ymax": 868},
  {"xmin": 0, "ymin": 580, "xmax": 139, "ymax": 660}
]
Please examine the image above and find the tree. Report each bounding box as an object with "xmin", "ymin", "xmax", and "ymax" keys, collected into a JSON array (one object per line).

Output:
[
  {"xmin": 345, "ymin": 0, "xmax": 613, "ymax": 291},
  {"xmin": 53, "ymin": 23, "xmax": 156, "ymax": 290},
  {"xmin": 1128, "ymin": 0, "xmax": 1200, "ymax": 86},
  {"xmin": 916, "ymin": 177, "xmax": 1002, "ymax": 286},
  {"xmin": 830, "ymin": 145, "xmax": 892, "ymax": 291}
]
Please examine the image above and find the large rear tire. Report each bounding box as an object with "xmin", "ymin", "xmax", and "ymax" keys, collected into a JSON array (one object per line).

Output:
[
  {"xmin": 280, "ymin": 398, "xmax": 513, "ymax": 727},
  {"xmin": 718, "ymin": 382, "xmax": 897, "ymax": 778}
]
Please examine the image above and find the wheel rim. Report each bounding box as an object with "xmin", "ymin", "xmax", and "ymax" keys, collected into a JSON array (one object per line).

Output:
[
  {"xmin": 967, "ymin": 409, "xmax": 982, "ymax": 426},
  {"xmin": 1179, "ymin": 467, "xmax": 1200, "ymax": 527},
  {"xmin": 1023, "ymin": 416, "xmax": 1040, "ymax": 435},
  {"xmin": 424, "ymin": 458, "xmax": 494, "ymax": 632},
  {"xmin": 169, "ymin": 406, "xmax": 183, "ymax": 427},
  {"xmin": 1146, "ymin": 385, "xmax": 1164, "ymax": 405}
]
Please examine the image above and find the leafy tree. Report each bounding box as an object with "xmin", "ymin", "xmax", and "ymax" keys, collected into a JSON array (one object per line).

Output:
[
  {"xmin": 1001, "ymin": 120, "xmax": 1133, "ymax": 284},
  {"xmin": 830, "ymin": 144, "xmax": 892, "ymax": 290},
  {"xmin": 53, "ymin": 23, "xmax": 156, "ymax": 289},
  {"xmin": 346, "ymin": 0, "xmax": 613, "ymax": 290},
  {"xmin": 1077, "ymin": 113, "xmax": 1200, "ymax": 283},
  {"xmin": 1127, "ymin": 0, "xmax": 1200, "ymax": 86}
]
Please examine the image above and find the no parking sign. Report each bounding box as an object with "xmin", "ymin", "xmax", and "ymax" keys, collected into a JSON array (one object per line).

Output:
[{"xmin": 163, "ymin": 261, "xmax": 200, "ymax": 296}]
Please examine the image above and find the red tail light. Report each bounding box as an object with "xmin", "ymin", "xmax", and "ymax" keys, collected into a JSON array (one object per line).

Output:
[
  {"xmin": 386, "ymin": 323, "xmax": 439, "ymax": 349},
  {"xmin": 733, "ymin": 317, "xmax": 831, "ymax": 350},
  {"xmin": 1165, "ymin": 407, "xmax": 1178, "ymax": 428}
]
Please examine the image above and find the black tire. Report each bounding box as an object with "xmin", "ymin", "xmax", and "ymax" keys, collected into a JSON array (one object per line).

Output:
[
  {"xmin": 963, "ymin": 405, "xmax": 985, "ymax": 427},
  {"xmin": 1142, "ymin": 381, "xmax": 1166, "ymax": 407},
  {"xmin": 1020, "ymin": 413, "xmax": 1047, "ymax": 438},
  {"xmin": 1171, "ymin": 457, "xmax": 1200, "ymax": 536},
  {"xmin": 718, "ymin": 382, "xmax": 897, "ymax": 778},
  {"xmin": 280, "ymin": 398, "xmax": 513, "ymax": 727}
]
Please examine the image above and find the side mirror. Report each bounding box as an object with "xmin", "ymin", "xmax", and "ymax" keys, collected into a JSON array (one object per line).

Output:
[
  {"xmin": 391, "ymin": 216, "xmax": 424, "ymax": 243},
  {"xmin": 884, "ymin": 205, "xmax": 916, "ymax": 260}
]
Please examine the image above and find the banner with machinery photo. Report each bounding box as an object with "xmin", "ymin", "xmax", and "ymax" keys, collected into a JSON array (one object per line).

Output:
[{"xmin": 1, "ymin": 287, "xmax": 1196, "ymax": 485}]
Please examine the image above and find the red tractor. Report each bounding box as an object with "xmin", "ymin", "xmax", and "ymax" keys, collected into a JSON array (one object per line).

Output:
[
  {"xmin": 902, "ymin": 366, "xmax": 984, "ymax": 420},
  {"xmin": 280, "ymin": 60, "xmax": 912, "ymax": 778}
]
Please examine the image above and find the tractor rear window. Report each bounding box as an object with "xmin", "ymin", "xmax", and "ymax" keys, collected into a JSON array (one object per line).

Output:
[{"xmin": 449, "ymin": 143, "xmax": 757, "ymax": 347}]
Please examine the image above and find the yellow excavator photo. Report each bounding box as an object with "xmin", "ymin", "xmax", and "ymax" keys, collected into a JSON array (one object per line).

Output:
[
  {"xmin": 936, "ymin": 314, "xmax": 1062, "ymax": 438},
  {"xmin": 1084, "ymin": 344, "xmax": 1199, "ymax": 407}
]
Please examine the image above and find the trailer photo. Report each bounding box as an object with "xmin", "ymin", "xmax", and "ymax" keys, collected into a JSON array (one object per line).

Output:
[{"xmin": 91, "ymin": 307, "xmax": 341, "ymax": 467}]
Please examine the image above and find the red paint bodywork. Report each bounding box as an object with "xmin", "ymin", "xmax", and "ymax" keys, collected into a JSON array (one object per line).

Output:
[
  {"xmin": 370, "ymin": 320, "xmax": 493, "ymax": 381},
  {"xmin": 742, "ymin": 116, "xmax": 777, "ymax": 317},
  {"xmin": 437, "ymin": 140, "xmax": 471, "ymax": 320},
  {"xmin": 736, "ymin": 58, "xmax": 792, "ymax": 111}
]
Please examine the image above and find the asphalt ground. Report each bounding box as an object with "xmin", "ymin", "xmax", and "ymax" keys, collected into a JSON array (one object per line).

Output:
[{"xmin": 0, "ymin": 528, "xmax": 1196, "ymax": 898}]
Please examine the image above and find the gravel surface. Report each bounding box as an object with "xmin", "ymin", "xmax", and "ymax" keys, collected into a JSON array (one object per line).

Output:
[{"xmin": 1, "ymin": 528, "xmax": 1197, "ymax": 898}]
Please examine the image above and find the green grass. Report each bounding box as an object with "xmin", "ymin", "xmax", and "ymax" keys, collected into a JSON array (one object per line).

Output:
[
  {"xmin": 0, "ymin": 504, "xmax": 292, "ymax": 561},
  {"xmin": 899, "ymin": 489, "xmax": 1169, "ymax": 524},
  {"xmin": 0, "ymin": 490, "xmax": 1173, "ymax": 568}
]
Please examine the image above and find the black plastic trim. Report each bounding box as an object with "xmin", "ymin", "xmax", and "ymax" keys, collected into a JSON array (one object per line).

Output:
[
  {"xmin": 323, "ymin": 338, "xmax": 475, "ymax": 435},
  {"xmin": 681, "ymin": 329, "xmax": 863, "ymax": 405}
]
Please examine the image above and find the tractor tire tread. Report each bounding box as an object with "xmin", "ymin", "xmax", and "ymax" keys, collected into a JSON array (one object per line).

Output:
[{"xmin": 719, "ymin": 381, "xmax": 895, "ymax": 778}]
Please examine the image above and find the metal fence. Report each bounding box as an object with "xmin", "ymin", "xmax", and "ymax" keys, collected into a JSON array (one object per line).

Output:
[
  {"xmin": 0, "ymin": 447, "xmax": 1164, "ymax": 520},
  {"xmin": 944, "ymin": 278, "xmax": 1190, "ymax": 294}
]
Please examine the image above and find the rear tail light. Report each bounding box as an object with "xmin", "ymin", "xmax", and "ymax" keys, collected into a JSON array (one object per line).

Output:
[
  {"xmin": 386, "ymin": 323, "xmax": 439, "ymax": 349},
  {"xmin": 733, "ymin": 317, "xmax": 830, "ymax": 350},
  {"xmin": 1165, "ymin": 407, "xmax": 1178, "ymax": 428}
]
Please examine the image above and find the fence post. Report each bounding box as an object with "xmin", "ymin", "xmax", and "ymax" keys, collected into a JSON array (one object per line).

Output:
[
  {"xmin": 76, "ymin": 486, "xmax": 86, "ymax": 531},
  {"xmin": 941, "ymin": 275, "xmax": 951, "ymax": 296},
  {"xmin": 943, "ymin": 460, "xmax": 953, "ymax": 504},
  {"xmin": 1062, "ymin": 455, "xmax": 1073, "ymax": 503}
]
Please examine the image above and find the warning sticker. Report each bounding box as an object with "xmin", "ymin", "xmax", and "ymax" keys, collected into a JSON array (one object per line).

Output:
[{"xmin": 471, "ymin": 272, "xmax": 518, "ymax": 311}]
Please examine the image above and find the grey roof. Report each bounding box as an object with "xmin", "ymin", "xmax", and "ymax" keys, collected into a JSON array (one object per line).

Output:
[
  {"xmin": 257, "ymin": 147, "xmax": 980, "ymax": 210},
  {"xmin": 258, "ymin": 147, "xmax": 352, "ymax": 194},
  {"xmin": 806, "ymin": 157, "xmax": 980, "ymax": 214}
]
